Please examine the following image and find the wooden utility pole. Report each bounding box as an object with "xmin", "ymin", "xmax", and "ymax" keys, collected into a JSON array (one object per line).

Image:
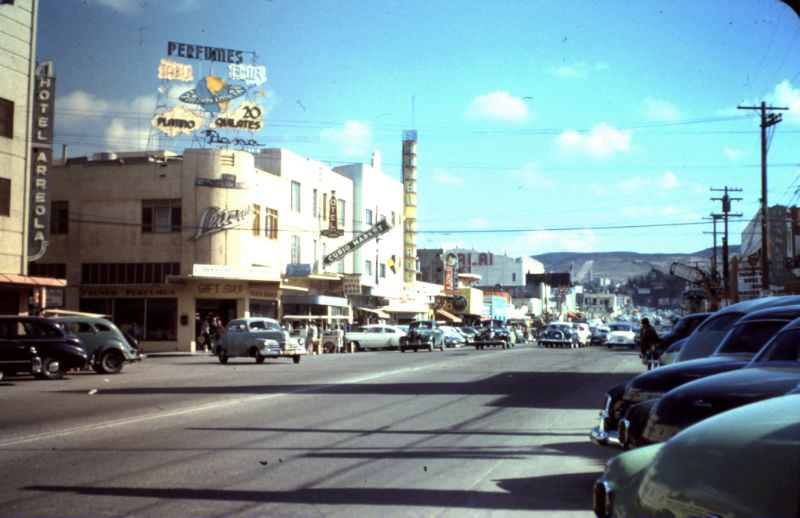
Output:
[
  {"xmin": 711, "ymin": 187, "xmax": 742, "ymax": 305},
  {"xmin": 737, "ymin": 102, "xmax": 788, "ymax": 292}
]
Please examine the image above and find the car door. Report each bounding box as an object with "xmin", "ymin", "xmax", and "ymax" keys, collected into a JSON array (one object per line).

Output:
[
  {"xmin": 0, "ymin": 319, "xmax": 33, "ymax": 371},
  {"xmin": 366, "ymin": 326, "xmax": 384, "ymax": 349}
]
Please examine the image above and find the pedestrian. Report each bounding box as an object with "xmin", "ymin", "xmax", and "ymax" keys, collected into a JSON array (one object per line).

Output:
[
  {"xmin": 639, "ymin": 318, "xmax": 660, "ymax": 370},
  {"xmin": 200, "ymin": 316, "xmax": 211, "ymax": 351},
  {"xmin": 307, "ymin": 320, "xmax": 318, "ymax": 353}
]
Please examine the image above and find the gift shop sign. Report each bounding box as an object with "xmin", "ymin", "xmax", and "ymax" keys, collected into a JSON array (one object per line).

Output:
[{"xmin": 28, "ymin": 62, "xmax": 55, "ymax": 262}]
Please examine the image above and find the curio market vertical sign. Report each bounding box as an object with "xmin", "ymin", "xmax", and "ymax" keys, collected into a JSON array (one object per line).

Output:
[{"xmin": 28, "ymin": 61, "xmax": 55, "ymax": 262}]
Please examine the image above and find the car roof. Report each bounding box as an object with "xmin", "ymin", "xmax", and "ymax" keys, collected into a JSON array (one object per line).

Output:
[
  {"xmin": 735, "ymin": 304, "xmax": 800, "ymax": 323},
  {"xmin": 49, "ymin": 315, "xmax": 113, "ymax": 323}
]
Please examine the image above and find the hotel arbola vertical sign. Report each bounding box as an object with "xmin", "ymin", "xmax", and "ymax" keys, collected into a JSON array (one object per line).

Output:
[{"xmin": 28, "ymin": 62, "xmax": 55, "ymax": 262}]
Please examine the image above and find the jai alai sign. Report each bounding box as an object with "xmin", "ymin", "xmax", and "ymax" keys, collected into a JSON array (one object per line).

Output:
[{"xmin": 28, "ymin": 62, "xmax": 56, "ymax": 262}]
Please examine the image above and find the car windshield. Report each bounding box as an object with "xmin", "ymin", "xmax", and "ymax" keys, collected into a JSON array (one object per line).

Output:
[
  {"xmin": 678, "ymin": 312, "xmax": 745, "ymax": 361},
  {"xmin": 609, "ymin": 324, "xmax": 631, "ymax": 332},
  {"xmin": 715, "ymin": 320, "xmax": 790, "ymax": 355}
]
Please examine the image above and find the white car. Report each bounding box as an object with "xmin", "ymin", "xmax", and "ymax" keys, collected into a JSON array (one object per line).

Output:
[
  {"xmin": 440, "ymin": 325, "xmax": 466, "ymax": 348},
  {"xmin": 572, "ymin": 322, "xmax": 591, "ymax": 346},
  {"xmin": 605, "ymin": 322, "xmax": 638, "ymax": 349},
  {"xmin": 345, "ymin": 324, "xmax": 406, "ymax": 351}
]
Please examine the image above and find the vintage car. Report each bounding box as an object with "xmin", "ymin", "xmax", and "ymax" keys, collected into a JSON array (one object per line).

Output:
[
  {"xmin": 49, "ymin": 315, "xmax": 143, "ymax": 374},
  {"xmin": 440, "ymin": 325, "xmax": 466, "ymax": 348},
  {"xmin": 635, "ymin": 394, "xmax": 800, "ymax": 517},
  {"xmin": 604, "ymin": 322, "xmax": 637, "ymax": 349},
  {"xmin": 344, "ymin": 324, "xmax": 406, "ymax": 351},
  {"xmin": 590, "ymin": 324, "xmax": 610, "ymax": 345},
  {"xmin": 538, "ymin": 322, "xmax": 578, "ymax": 348},
  {"xmin": 458, "ymin": 326, "xmax": 479, "ymax": 345},
  {"xmin": 0, "ymin": 316, "xmax": 89, "ymax": 380},
  {"xmin": 618, "ymin": 304, "xmax": 800, "ymax": 449},
  {"xmin": 656, "ymin": 337, "xmax": 684, "ymax": 366},
  {"xmin": 641, "ymin": 315, "xmax": 800, "ymax": 445},
  {"xmin": 572, "ymin": 322, "xmax": 591, "ymax": 346},
  {"xmin": 473, "ymin": 319, "xmax": 511, "ymax": 349},
  {"xmin": 217, "ymin": 317, "xmax": 306, "ymax": 364},
  {"xmin": 590, "ymin": 296, "xmax": 800, "ymax": 448},
  {"xmin": 399, "ymin": 320, "xmax": 445, "ymax": 352},
  {"xmin": 593, "ymin": 442, "xmax": 663, "ymax": 517},
  {"xmin": 653, "ymin": 311, "xmax": 710, "ymax": 358}
]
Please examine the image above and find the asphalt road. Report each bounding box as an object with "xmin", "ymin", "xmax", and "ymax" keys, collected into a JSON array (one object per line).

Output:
[{"xmin": 0, "ymin": 343, "xmax": 643, "ymax": 517}]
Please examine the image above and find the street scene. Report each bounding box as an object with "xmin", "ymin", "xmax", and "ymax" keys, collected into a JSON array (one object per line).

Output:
[{"xmin": 2, "ymin": 1, "xmax": 800, "ymax": 517}]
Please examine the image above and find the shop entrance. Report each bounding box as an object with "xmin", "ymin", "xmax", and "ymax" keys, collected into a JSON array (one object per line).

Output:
[{"xmin": 195, "ymin": 299, "xmax": 237, "ymax": 350}]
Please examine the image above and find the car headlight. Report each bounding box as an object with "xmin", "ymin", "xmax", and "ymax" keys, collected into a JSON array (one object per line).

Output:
[{"xmin": 29, "ymin": 346, "xmax": 38, "ymax": 354}]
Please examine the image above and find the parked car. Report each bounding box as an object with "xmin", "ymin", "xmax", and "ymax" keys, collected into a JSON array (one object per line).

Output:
[
  {"xmin": 399, "ymin": 320, "xmax": 444, "ymax": 352},
  {"xmin": 473, "ymin": 319, "xmax": 511, "ymax": 349},
  {"xmin": 656, "ymin": 337, "xmax": 685, "ymax": 366},
  {"xmin": 345, "ymin": 324, "xmax": 406, "ymax": 351},
  {"xmin": 590, "ymin": 295, "xmax": 800, "ymax": 448},
  {"xmin": 0, "ymin": 316, "xmax": 89, "ymax": 380},
  {"xmin": 593, "ymin": 442, "xmax": 663, "ymax": 517},
  {"xmin": 636, "ymin": 394, "xmax": 800, "ymax": 517},
  {"xmin": 538, "ymin": 322, "xmax": 578, "ymax": 348},
  {"xmin": 217, "ymin": 317, "xmax": 306, "ymax": 364},
  {"xmin": 653, "ymin": 311, "xmax": 710, "ymax": 359},
  {"xmin": 641, "ymin": 314, "xmax": 800, "ymax": 445},
  {"xmin": 617, "ymin": 303, "xmax": 800, "ymax": 449},
  {"xmin": 572, "ymin": 322, "xmax": 591, "ymax": 346},
  {"xmin": 49, "ymin": 315, "xmax": 143, "ymax": 374},
  {"xmin": 590, "ymin": 324, "xmax": 610, "ymax": 346},
  {"xmin": 440, "ymin": 325, "xmax": 466, "ymax": 348},
  {"xmin": 458, "ymin": 326, "xmax": 479, "ymax": 345},
  {"xmin": 605, "ymin": 322, "xmax": 637, "ymax": 349}
]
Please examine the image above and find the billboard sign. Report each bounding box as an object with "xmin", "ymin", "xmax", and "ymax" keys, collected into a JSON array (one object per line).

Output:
[{"xmin": 151, "ymin": 41, "xmax": 267, "ymax": 148}]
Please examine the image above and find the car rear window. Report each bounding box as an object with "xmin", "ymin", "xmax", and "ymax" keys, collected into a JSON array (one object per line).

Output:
[{"xmin": 752, "ymin": 328, "xmax": 800, "ymax": 364}]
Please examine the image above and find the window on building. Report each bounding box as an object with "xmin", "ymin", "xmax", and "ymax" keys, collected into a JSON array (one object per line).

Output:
[
  {"xmin": 312, "ymin": 239, "xmax": 317, "ymax": 263},
  {"xmin": 380, "ymin": 264, "xmax": 386, "ymax": 278},
  {"xmin": 312, "ymin": 188, "xmax": 318, "ymax": 218},
  {"xmin": 51, "ymin": 201, "xmax": 69, "ymax": 234},
  {"xmin": 365, "ymin": 208, "xmax": 373, "ymax": 226},
  {"xmin": 365, "ymin": 260, "xmax": 373, "ymax": 277},
  {"xmin": 0, "ymin": 98, "xmax": 12, "ymax": 139},
  {"xmin": 391, "ymin": 211, "xmax": 396, "ymax": 225},
  {"xmin": 291, "ymin": 181, "xmax": 301, "ymax": 212},
  {"xmin": 81, "ymin": 263, "xmax": 180, "ymax": 284},
  {"xmin": 337, "ymin": 199, "xmax": 345, "ymax": 228},
  {"xmin": 142, "ymin": 199, "xmax": 181, "ymax": 233},
  {"xmin": 512, "ymin": 273, "xmax": 517, "ymax": 282},
  {"xmin": 291, "ymin": 235, "xmax": 301, "ymax": 264},
  {"xmin": 28, "ymin": 262, "xmax": 66, "ymax": 278},
  {"xmin": 252, "ymin": 204, "xmax": 261, "ymax": 236},
  {"xmin": 265, "ymin": 208, "xmax": 278, "ymax": 239},
  {"xmin": 0, "ymin": 177, "xmax": 9, "ymax": 216},
  {"xmin": 322, "ymin": 192, "xmax": 327, "ymax": 220},
  {"xmin": 337, "ymin": 259, "xmax": 344, "ymax": 273}
]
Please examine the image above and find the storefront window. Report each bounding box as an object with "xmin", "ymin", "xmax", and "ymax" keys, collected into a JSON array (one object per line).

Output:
[
  {"xmin": 79, "ymin": 297, "xmax": 177, "ymax": 341},
  {"xmin": 249, "ymin": 300, "xmax": 277, "ymax": 318},
  {"xmin": 146, "ymin": 298, "xmax": 177, "ymax": 340}
]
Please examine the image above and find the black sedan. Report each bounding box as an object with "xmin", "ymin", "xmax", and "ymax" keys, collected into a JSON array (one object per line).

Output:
[
  {"xmin": 642, "ymin": 315, "xmax": 800, "ymax": 444},
  {"xmin": 0, "ymin": 316, "xmax": 89, "ymax": 380}
]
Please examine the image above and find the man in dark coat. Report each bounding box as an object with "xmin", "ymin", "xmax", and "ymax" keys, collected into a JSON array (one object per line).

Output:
[{"xmin": 639, "ymin": 318, "xmax": 660, "ymax": 370}]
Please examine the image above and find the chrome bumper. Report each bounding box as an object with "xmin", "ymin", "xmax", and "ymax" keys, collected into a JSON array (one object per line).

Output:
[{"xmin": 590, "ymin": 424, "xmax": 622, "ymax": 448}]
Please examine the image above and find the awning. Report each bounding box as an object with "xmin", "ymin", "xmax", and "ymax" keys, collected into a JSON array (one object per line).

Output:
[
  {"xmin": 436, "ymin": 309, "xmax": 462, "ymax": 323},
  {"xmin": 355, "ymin": 307, "xmax": 391, "ymax": 319},
  {"xmin": 0, "ymin": 274, "xmax": 66, "ymax": 287}
]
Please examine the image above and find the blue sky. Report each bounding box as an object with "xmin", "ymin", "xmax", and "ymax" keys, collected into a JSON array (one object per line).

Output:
[{"xmin": 37, "ymin": 0, "xmax": 800, "ymax": 255}]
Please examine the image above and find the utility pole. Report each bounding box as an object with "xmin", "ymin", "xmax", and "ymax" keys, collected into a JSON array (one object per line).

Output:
[
  {"xmin": 737, "ymin": 102, "xmax": 788, "ymax": 292},
  {"xmin": 703, "ymin": 214, "xmax": 723, "ymax": 302},
  {"xmin": 711, "ymin": 187, "xmax": 742, "ymax": 305}
]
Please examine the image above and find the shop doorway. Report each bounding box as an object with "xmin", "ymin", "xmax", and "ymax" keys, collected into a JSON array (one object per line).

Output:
[{"xmin": 195, "ymin": 299, "xmax": 237, "ymax": 350}]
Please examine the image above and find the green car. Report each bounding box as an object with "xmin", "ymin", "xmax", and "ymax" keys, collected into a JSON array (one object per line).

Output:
[
  {"xmin": 594, "ymin": 394, "xmax": 800, "ymax": 517},
  {"xmin": 50, "ymin": 316, "xmax": 143, "ymax": 374}
]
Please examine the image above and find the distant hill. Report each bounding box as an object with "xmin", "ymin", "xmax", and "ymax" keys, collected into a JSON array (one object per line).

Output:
[{"xmin": 532, "ymin": 246, "xmax": 740, "ymax": 285}]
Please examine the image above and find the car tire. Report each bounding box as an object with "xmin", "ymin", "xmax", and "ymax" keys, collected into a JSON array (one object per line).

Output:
[
  {"xmin": 38, "ymin": 357, "xmax": 64, "ymax": 380},
  {"xmin": 99, "ymin": 349, "xmax": 124, "ymax": 374},
  {"xmin": 292, "ymin": 355, "xmax": 301, "ymax": 364},
  {"xmin": 323, "ymin": 341, "xmax": 336, "ymax": 354},
  {"xmin": 255, "ymin": 353, "xmax": 265, "ymax": 364},
  {"xmin": 400, "ymin": 346, "xmax": 406, "ymax": 353},
  {"xmin": 218, "ymin": 349, "xmax": 229, "ymax": 364}
]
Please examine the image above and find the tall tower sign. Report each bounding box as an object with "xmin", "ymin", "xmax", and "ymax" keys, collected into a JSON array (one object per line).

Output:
[{"xmin": 402, "ymin": 130, "xmax": 417, "ymax": 285}]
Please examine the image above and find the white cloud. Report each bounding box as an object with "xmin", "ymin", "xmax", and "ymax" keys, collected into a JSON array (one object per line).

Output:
[
  {"xmin": 555, "ymin": 123, "xmax": 632, "ymax": 159},
  {"xmin": 58, "ymin": 90, "xmax": 157, "ymax": 152},
  {"xmin": 768, "ymin": 80, "xmax": 800, "ymax": 125},
  {"xmin": 433, "ymin": 168, "xmax": 464, "ymax": 186},
  {"xmin": 659, "ymin": 172, "xmax": 679, "ymax": 189},
  {"xmin": 590, "ymin": 184, "xmax": 610, "ymax": 198},
  {"xmin": 469, "ymin": 218, "xmax": 488, "ymax": 229},
  {"xmin": 466, "ymin": 91, "xmax": 530, "ymax": 122},
  {"xmin": 620, "ymin": 204, "xmax": 695, "ymax": 220},
  {"xmin": 640, "ymin": 98, "xmax": 681, "ymax": 122},
  {"xmin": 320, "ymin": 120, "xmax": 372, "ymax": 158},
  {"xmin": 508, "ymin": 162, "xmax": 555, "ymax": 189},
  {"xmin": 91, "ymin": 0, "xmax": 138, "ymax": 14},
  {"xmin": 723, "ymin": 147, "xmax": 745, "ymax": 160}
]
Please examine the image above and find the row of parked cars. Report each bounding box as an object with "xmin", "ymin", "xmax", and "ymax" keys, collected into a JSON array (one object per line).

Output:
[
  {"xmin": 349, "ymin": 319, "xmax": 520, "ymax": 352},
  {"xmin": 590, "ymin": 295, "xmax": 800, "ymax": 517},
  {"xmin": 0, "ymin": 313, "xmax": 143, "ymax": 381}
]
